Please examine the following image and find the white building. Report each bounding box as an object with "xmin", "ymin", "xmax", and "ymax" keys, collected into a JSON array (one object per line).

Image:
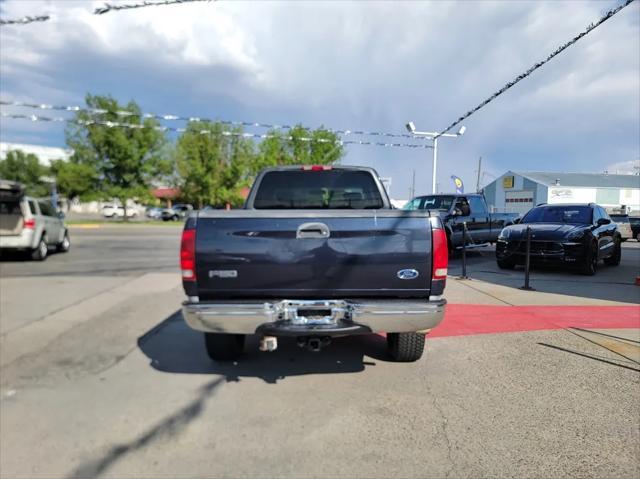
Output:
[
  {"xmin": 483, "ymin": 171, "xmax": 640, "ymax": 215},
  {"xmin": 0, "ymin": 142, "xmax": 73, "ymax": 165}
]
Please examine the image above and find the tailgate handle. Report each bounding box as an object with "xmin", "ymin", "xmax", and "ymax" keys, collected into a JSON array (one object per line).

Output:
[{"xmin": 296, "ymin": 222, "xmax": 330, "ymax": 239}]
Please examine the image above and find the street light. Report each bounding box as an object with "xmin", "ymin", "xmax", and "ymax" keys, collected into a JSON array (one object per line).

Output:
[{"xmin": 405, "ymin": 122, "xmax": 466, "ymax": 194}]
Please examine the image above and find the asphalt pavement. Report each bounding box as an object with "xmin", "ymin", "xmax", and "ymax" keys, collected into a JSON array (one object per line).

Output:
[{"xmin": 0, "ymin": 225, "xmax": 638, "ymax": 479}]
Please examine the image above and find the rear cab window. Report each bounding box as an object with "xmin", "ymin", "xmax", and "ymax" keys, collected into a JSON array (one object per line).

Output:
[
  {"xmin": 253, "ymin": 169, "xmax": 385, "ymax": 209},
  {"xmin": 609, "ymin": 214, "xmax": 630, "ymax": 223}
]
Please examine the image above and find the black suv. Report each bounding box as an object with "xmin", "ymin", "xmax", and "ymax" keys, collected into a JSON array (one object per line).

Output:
[{"xmin": 496, "ymin": 203, "xmax": 621, "ymax": 275}]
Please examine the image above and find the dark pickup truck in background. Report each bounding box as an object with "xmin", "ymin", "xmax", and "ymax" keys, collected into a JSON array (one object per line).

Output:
[
  {"xmin": 181, "ymin": 166, "xmax": 448, "ymax": 362},
  {"xmin": 404, "ymin": 193, "xmax": 519, "ymax": 249}
]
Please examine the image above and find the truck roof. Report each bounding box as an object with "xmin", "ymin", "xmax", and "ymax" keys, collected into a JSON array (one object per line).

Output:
[{"xmin": 258, "ymin": 165, "xmax": 379, "ymax": 174}]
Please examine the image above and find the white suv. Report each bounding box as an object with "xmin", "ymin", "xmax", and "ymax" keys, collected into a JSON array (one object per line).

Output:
[
  {"xmin": 101, "ymin": 203, "xmax": 138, "ymax": 218},
  {"xmin": 0, "ymin": 181, "xmax": 70, "ymax": 260}
]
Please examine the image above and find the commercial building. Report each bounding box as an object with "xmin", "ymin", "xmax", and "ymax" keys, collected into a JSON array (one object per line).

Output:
[{"xmin": 483, "ymin": 171, "xmax": 640, "ymax": 215}]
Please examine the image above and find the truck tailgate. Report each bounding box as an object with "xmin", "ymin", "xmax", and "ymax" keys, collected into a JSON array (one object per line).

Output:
[{"xmin": 194, "ymin": 210, "xmax": 432, "ymax": 299}]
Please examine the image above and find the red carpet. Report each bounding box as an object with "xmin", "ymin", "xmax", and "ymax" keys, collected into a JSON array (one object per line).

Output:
[{"xmin": 429, "ymin": 304, "xmax": 640, "ymax": 338}]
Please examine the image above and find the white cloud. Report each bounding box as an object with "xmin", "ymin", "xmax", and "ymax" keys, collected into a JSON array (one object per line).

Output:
[{"xmin": 0, "ymin": 0, "xmax": 638, "ymax": 196}]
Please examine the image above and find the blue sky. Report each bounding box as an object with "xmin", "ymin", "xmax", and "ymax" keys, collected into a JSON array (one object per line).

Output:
[{"xmin": 1, "ymin": 0, "xmax": 638, "ymax": 198}]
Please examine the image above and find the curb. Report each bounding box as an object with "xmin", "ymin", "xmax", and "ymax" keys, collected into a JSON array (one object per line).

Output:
[{"xmin": 69, "ymin": 224, "xmax": 101, "ymax": 229}]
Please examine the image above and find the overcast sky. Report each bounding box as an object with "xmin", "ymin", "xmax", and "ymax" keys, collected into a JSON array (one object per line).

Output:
[{"xmin": 1, "ymin": 0, "xmax": 638, "ymax": 198}]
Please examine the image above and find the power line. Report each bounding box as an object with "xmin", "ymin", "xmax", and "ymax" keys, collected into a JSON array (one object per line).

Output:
[
  {"xmin": 0, "ymin": 99, "xmax": 425, "ymax": 140},
  {"xmin": 0, "ymin": 15, "xmax": 50, "ymax": 26},
  {"xmin": 0, "ymin": 0, "xmax": 214, "ymax": 26},
  {"xmin": 436, "ymin": 0, "xmax": 636, "ymax": 137},
  {"xmin": 94, "ymin": 0, "xmax": 215, "ymax": 16},
  {"xmin": 0, "ymin": 112, "xmax": 432, "ymax": 149}
]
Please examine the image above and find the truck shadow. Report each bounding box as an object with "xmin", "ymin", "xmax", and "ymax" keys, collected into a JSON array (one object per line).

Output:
[{"xmin": 137, "ymin": 311, "xmax": 390, "ymax": 384}]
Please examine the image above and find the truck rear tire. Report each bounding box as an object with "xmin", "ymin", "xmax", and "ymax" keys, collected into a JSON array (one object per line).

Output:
[
  {"xmin": 204, "ymin": 333, "xmax": 245, "ymax": 360},
  {"xmin": 387, "ymin": 332, "xmax": 425, "ymax": 362}
]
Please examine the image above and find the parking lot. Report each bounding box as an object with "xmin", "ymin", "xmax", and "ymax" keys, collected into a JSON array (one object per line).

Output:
[{"xmin": 1, "ymin": 225, "xmax": 639, "ymax": 479}]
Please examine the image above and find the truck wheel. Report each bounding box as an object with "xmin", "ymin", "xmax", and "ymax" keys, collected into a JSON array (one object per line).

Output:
[
  {"xmin": 603, "ymin": 239, "xmax": 621, "ymax": 266},
  {"xmin": 31, "ymin": 235, "xmax": 48, "ymax": 261},
  {"xmin": 204, "ymin": 333, "xmax": 245, "ymax": 360},
  {"xmin": 497, "ymin": 258, "xmax": 516, "ymax": 270},
  {"xmin": 387, "ymin": 332, "xmax": 425, "ymax": 362},
  {"xmin": 57, "ymin": 230, "xmax": 71, "ymax": 253}
]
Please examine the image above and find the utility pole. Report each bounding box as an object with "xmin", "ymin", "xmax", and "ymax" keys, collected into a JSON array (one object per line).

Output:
[{"xmin": 476, "ymin": 156, "xmax": 482, "ymax": 192}]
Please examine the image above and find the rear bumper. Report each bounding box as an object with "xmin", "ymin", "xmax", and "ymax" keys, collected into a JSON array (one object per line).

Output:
[
  {"xmin": 182, "ymin": 298, "xmax": 446, "ymax": 336},
  {"xmin": 0, "ymin": 230, "xmax": 35, "ymax": 250}
]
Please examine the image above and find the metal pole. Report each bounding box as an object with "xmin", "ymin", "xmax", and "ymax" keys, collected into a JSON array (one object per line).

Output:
[
  {"xmin": 476, "ymin": 157, "xmax": 482, "ymax": 192},
  {"xmin": 520, "ymin": 226, "xmax": 535, "ymax": 291},
  {"xmin": 432, "ymin": 137, "xmax": 438, "ymax": 195},
  {"xmin": 459, "ymin": 221, "xmax": 468, "ymax": 279},
  {"xmin": 411, "ymin": 170, "xmax": 416, "ymax": 198}
]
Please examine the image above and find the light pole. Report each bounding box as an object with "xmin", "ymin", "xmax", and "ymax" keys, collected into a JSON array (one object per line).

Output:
[{"xmin": 405, "ymin": 122, "xmax": 466, "ymax": 194}]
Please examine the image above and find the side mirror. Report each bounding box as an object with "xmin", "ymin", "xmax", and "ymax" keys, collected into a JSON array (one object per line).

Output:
[
  {"xmin": 597, "ymin": 218, "xmax": 611, "ymax": 226},
  {"xmin": 513, "ymin": 217, "xmax": 521, "ymax": 225},
  {"xmin": 57, "ymin": 212, "xmax": 66, "ymax": 219}
]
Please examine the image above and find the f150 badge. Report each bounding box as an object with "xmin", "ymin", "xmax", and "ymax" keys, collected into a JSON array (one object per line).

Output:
[
  {"xmin": 397, "ymin": 269, "xmax": 419, "ymax": 280},
  {"xmin": 209, "ymin": 270, "xmax": 238, "ymax": 278}
]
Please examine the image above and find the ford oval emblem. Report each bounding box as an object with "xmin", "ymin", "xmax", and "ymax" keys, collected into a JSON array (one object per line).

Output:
[{"xmin": 397, "ymin": 269, "xmax": 419, "ymax": 280}]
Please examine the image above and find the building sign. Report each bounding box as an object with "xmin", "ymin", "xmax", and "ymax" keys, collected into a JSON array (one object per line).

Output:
[
  {"xmin": 550, "ymin": 188, "xmax": 573, "ymax": 199},
  {"xmin": 502, "ymin": 176, "xmax": 514, "ymax": 188}
]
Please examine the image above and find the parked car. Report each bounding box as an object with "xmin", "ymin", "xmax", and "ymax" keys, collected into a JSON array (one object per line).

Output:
[
  {"xmin": 404, "ymin": 193, "xmax": 519, "ymax": 249},
  {"xmin": 161, "ymin": 203, "xmax": 193, "ymax": 221},
  {"xmin": 102, "ymin": 203, "xmax": 138, "ymax": 218},
  {"xmin": 496, "ymin": 203, "xmax": 621, "ymax": 275},
  {"xmin": 0, "ymin": 180, "xmax": 70, "ymax": 261},
  {"xmin": 181, "ymin": 165, "xmax": 447, "ymax": 362},
  {"xmin": 145, "ymin": 206, "xmax": 163, "ymax": 220},
  {"xmin": 629, "ymin": 216, "xmax": 640, "ymax": 241},
  {"xmin": 609, "ymin": 214, "xmax": 633, "ymax": 242}
]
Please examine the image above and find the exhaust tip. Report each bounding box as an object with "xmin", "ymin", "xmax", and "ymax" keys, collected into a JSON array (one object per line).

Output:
[{"xmin": 259, "ymin": 336, "xmax": 278, "ymax": 352}]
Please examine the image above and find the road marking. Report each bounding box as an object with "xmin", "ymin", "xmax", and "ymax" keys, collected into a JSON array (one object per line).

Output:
[
  {"xmin": 69, "ymin": 224, "xmax": 101, "ymax": 229},
  {"xmin": 566, "ymin": 328, "xmax": 640, "ymax": 364}
]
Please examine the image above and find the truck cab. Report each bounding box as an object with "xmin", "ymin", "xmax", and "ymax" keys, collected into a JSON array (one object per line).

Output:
[{"xmin": 405, "ymin": 193, "xmax": 519, "ymax": 247}]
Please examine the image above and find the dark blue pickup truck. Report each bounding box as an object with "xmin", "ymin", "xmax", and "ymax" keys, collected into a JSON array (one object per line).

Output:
[
  {"xmin": 180, "ymin": 166, "xmax": 448, "ymax": 362},
  {"xmin": 404, "ymin": 193, "xmax": 519, "ymax": 249}
]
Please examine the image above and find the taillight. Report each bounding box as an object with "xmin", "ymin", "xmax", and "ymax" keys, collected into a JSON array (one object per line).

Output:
[
  {"xmin": 301, "ymin": 165, "xmax": 332, "ymax": 171},
  {"xmin": 180, "ymin": 228, "xmax": 196, "ymax": 281},
  {"xmin": 23, "ymin": 218, "xmax": 35, "ymax": 229},
  {"xmin": 431, "ymin": 225, "xmax": 448, "ymax": 280}
]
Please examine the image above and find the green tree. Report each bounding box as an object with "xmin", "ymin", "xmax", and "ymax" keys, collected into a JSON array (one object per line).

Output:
[
  {"xmin": 0, "ymin": 150, "xmax": 50, "ymax": 197},
  {"xmin": 176, "ymin": 121, "xmax": 255, "ymax": 208},
  {"xmin": 65, "ymin": 94, "xmax": 169, "ymax": 217},
  {"xmin": 252, "ymin": 126, "xmax": 343, "ymax": 174},
  {"xmin": 49, "ymin": 160, "xmax": 99, "ymax": 200}
]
